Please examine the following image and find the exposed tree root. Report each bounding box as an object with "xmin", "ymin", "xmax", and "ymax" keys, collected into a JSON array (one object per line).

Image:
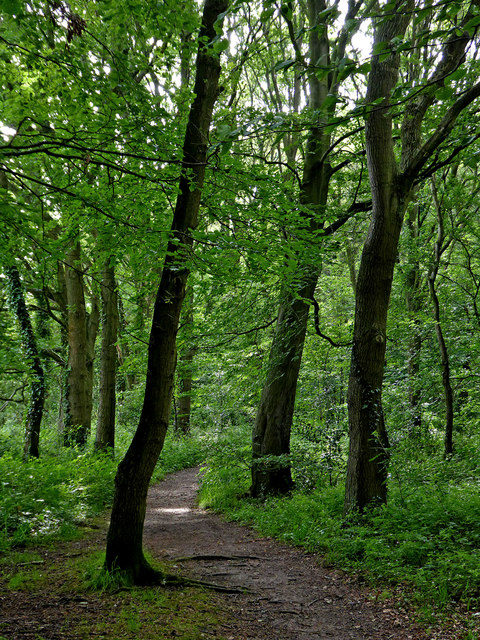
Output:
[
  {"xmin": 175, "ymin": 554, "xmax": 262, "ymax": 562},
  {"xmin": 114, "ymin": 568, "xmax": 248, "ymax": 593}
]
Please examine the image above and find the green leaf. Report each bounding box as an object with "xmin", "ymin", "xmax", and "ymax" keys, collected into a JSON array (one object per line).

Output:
[
  {"xmin": 1, "ymin": 0, "xmax": 22, "ymax": 15},
  {"xmin": 260, "ymin": 8, "xmax": 275, "ymax": 22},
  {"xmin": 372, "ymin": 41, "xmax": 390, "ymax": 56},
  {"xmin": 273, "ymin": 58, "xmax": 296, "ymax": 73},
  {"xmin": 214, "ymin": 39, "xmax": 229, "ymax": 54},
  {"xmin": 216, "ymin": 123, "xmax": 232, "ymax": 140},
  {"xmin": 435, "ymin": 86, "xmax": 454, "ymax": 101},
  {"xmin": 280, "ymin": 2, "xmax": 293, "ymax": 21},
  {"xmin": 464, "ymin": 15, "xmax": 480, "ymax": 34}
]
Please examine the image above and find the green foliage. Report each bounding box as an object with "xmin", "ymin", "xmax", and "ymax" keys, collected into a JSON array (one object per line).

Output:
[
  {"xmin": 0, "ymin": 450, "xmax": 117, "ymax": 551},
  {"xmin": 1, "ymin": 0, "xmax": 480, "ymax": 634},
  {"xmin": 0, "ymin": 423, "xmax": 211, "ymax": 553},
  {"xmin": 152, "ymin": 428, "xmax": 212, "ymax": 483}
]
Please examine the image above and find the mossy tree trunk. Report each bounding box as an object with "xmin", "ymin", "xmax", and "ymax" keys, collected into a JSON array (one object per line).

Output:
[
  {"xmin": 5, "ymin": 265, "xmax": 45, "ymax": 459},
  {"xmin": 344, "ymin": 1, "xmax": 480, "ymax": 513},
  {"xmin": 95, "ymin": 260, "xmax": 118, "ymax": 453}
]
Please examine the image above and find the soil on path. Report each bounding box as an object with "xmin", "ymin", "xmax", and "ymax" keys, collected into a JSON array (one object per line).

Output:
[
  {"xmin": 0, "ymin": 466, "xmax": 459, "ymax": 639},
  {"xmin": 143, "ymin": 467, "xmax": 428, "ymax": 640}
]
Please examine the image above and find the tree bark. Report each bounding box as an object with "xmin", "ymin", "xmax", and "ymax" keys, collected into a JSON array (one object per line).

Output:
[
  {"xmin": 95, "ymin": 260, "xmax": 118, "ymax": 452},
  {"xmin": 429, "ymin": 179, "xmax": 454, "ymax": 456},
  {"xmin": 251, "ymin": 272, "xmax": 319, "ymax": 496},
  {"xmin": 5, "ymin": 265, "xmax": 45, "ymax": 459},
  {"xmin": 344, "ymin": 5, "xmax": 414, "ymax": 514},
  {"xmin": 344, "ymin": 1, "xmax": 480, "ymax": 513},
  {"xmin": 176, "ymin": 287, "xmax": 195, "ymax": 435},
  {"xmin": 105, "ymin": 0, "xmax": 228, "ymax": 583},
  {"xmin": 250, "ymin": 0, "xmax": 338, "ymax": 497},
  {"xmin": 63, "ymin": 239, "xmax": 91, "ymax": 447}
]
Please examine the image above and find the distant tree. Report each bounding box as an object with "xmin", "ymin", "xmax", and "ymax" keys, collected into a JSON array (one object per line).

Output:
[
  {"xmin": 63, "ymin": 237, "xmax": 100, "ymax": 447},
  {"xmin": 95, "ymin": 259, "xmax": 118, "ymax": 453},
  {"xmin": 5, "ymin": 264, "xmax": 45, "ymax": 458}
]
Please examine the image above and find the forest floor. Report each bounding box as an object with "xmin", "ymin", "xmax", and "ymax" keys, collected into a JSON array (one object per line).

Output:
[{"xmin": 0, "ymin": 467, "xmax": 471, "ymax": 639}]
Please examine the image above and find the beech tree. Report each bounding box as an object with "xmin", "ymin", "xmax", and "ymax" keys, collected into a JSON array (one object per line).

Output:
[{"xmin": 63, "ymin": 237, "xmax": 99, "ymax": 447}]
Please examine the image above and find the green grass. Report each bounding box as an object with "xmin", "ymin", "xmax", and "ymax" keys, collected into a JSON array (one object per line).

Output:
[
  {"xmin": 2, "ymin": 542, "xmax": 228, "ymax": 640},
  {"xmin": 68, "ymin": 549, "xmax": 228, "ymax": 639},
  {"xmin": 87, "ymin": 586, "xmax": 227, "ymax": 640},
  {"xmin": 6, "ymin": 567, "xmax": 46, "ymax": 590}
]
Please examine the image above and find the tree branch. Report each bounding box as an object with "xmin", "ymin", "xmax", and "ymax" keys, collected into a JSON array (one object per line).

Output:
[
  {"xmin": 404, "ymin": 81, "xmax": 480, "ymax": 184},
  {"xmin": 311, "ymin": 297, "xmax": 352, "ymax": 347}
]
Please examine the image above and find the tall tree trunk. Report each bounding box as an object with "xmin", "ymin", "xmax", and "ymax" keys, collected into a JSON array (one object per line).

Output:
[
  {"xmin": 95, "ymin": 261, "xmax": 118, "ymax": 452},
  {"xmin": 117, "ymin": 293, "xmax": 135, "ymax": 391},
  {"xmin": 176, "ymin": 287, "xmax": 195, "ymax": 435},
  {"xmin": 55, "ymin": 256, "xmax": 68, "ymax": 436},
  {"xmin": 63, "ymin": 239, "xmax": 99, "ymax": 447},
  {"xmin": 251, "ymin": 271, "xmax": 320, "ymax": 495},
  {"xmin": 429, "ymin": 179, "xmax": 454, "ymax": 456},
  {"xmin": 86, "ymin": 287, "xmax": 100, "ymax": 430},
  {"xmin": 344, "ymin": 238, "xmax": 357, "ymax": 295},
  {"xmin": 63, "ymin": 240, "xmax": 91, "ymax": 447},
  {"xmin": 344, "ymin": 6, "xmax": 413, "ymax": 514},
  {"xmin": 105, "ymin": 0, "xmax": 228, "ymax": 583},
  {"xmin": 250, "ymin": 0, "xmax": 336, "ymax": 497},
  {"xmin": 344, "ymin": 0, "xmax": 480, "ymax": 513},
  {"xmin": 5, "ymin": 265, "xmax": 45, "ymax": 459},
  {"xmin": 405, "ymin": 205, "xmax": 423, "ymax": 435}
]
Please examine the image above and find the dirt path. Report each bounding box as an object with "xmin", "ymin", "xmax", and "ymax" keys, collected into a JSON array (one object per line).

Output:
[
  {"xmin": 143, "ymin": 467, "xmax": 428, "ymax": 640},
  {"xmin": 1, "ymin": 466, "xmax": 449, "ymax": 639}
]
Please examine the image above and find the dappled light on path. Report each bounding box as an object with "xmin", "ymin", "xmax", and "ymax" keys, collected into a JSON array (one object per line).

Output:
[{"xmin": 153, "ymin": 507, "xmax": 192, "ymax": 515}]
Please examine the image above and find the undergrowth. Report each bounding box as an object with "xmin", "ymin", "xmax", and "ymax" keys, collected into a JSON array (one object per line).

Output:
[
  {"xmin": 0, "ymin": 427, "xmax": 209, "ymax": 553},
  {"xmin": 199, "ymin": 424, "xmax": 480, "ymax": 625}
]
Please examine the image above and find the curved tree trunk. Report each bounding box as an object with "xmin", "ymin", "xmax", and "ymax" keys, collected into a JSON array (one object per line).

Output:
[
  {"xmin": 429, "ymin": 178, "xmax": 454, "ymax": 457},
  {"xmin": 95, "ymin": 260, "xmax": 118, "ymax": 452},
  {"xmin": 251, "ymin": 272, "xmax": 319, "ymax": 496},
  {"xmin": 5, "ymin": 265, "xmax": 45, "ymax": 459},
  {"xmin": 344, "ymin": 6, "xmax": 413, "ymax": 514},
  {"xmin": 105, "ymin": 0, "xmax": 228, "ymax": 583}
]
